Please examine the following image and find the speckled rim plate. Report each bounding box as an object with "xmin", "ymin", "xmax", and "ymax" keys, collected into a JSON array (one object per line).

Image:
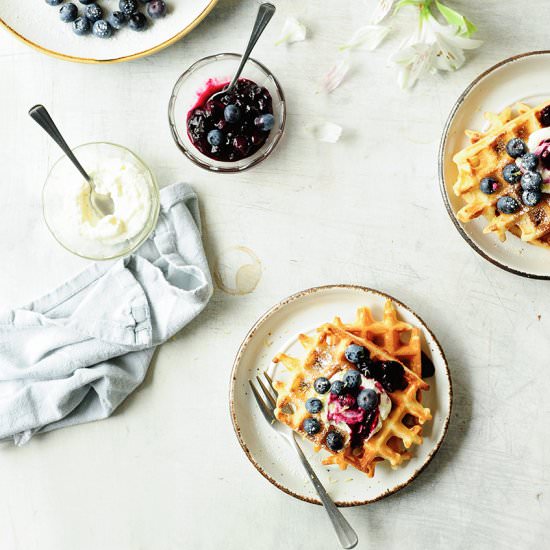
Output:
[
  {"xmin": 439, "ymin": 50, "xmax": 550, "ymax": 279},
  {"xmin": 0, "ymin": 0, "xmax": 218, "ymax": 64},
  {"xmin": 229, "ymin": 285, "xmax": 452, "ymax": 507}
]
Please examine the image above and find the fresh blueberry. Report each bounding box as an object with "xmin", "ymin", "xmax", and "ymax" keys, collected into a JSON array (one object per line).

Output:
[
  {"xmin": 343, "ymin": 370, "xmax": 361, "ymax": 391},
  {"xmin": 147, "ymin": 0, "xmax": 167, "ymax": 18},
  {"xmin": 517, "ymin": 153, "xmax": 539, "ymax": 172},
  {"xmin": 128, "ymin": 12, "xmax": 147, "ymax": 31},
  {"xmin": 255, "ymin": 113, "xmax": 275, "ymax": 131},
  {"xmin": 72, "ymin": 16, "xmax": 91, "ymax": 35},
  {"xmin": 502, "ymin": 163, "xmax": 522, "ymax": 183},
  {"xmin": 46, "ymin": 0, "xmax": 63, "ymax": 5},
  {"xmin": 59, "ymin": 3, "xmax": 78, "ymax": 22},
  {"xmin": 330, "ymin": 380, "xmax": 345, "ymax": 396},
  {"xmin": 522, "ymin": 189, "xmax": 542, "ymax": 207},
  {"xmin": 224, "ymin": 104, "xmax": 241, "ymax": 124},
  {"xmin": 207, "ymin": 129, "xmax": 223, "ymax": 147},
  {"xmin": 540, "ymin": 105, "xmax": 550, "ymax": 128},
  {"xmin": 326, "ymin": 431, "xmax": 344, "ymax": 451},
  {"xmin": 379, "ymin": 361, "xmax": 407, "ymax": 393},
  {"xmin": 93, "ymin": 19, "xmax": 112, "ymax": 38},
  {"xmin": 313, "ymin": 377, "xmax": 331, "ymax": 394},
  {"xmin": 303, "ymin": 417, "xmax": 321, "ymax": 436},
  {"xmin": 506, "ymin": 138, "xmax": 527, "ymax": 158},
  {"xmin": 79, "ymin": 0, "xmax": 95, "ymax": 4},
  {"xmin": 357, "ymin": 388, "xmax": 379, "ymax": 412},
  {"xmin": 521, "ymin": 171, "xmax": 543, "ymax": 191},
  {"xmin": 358, "ymin": 360, "xmax": 382, "ymax": 381},
  {"xmin": 421, "ymin": 351, "xmax": 435, "ymax": 378},
  {"xmin": 344, "ymin": 344, "xmax": 369, "ymax": 365},
  {"xmin": 85, "ymin": 3, "xmax": 102, "ymax": 23},
  {"xmin": 496, "ymin": 196, "xmax": 520, "ymax": 214},
  {"xmin": 305, "ymin": 398, "xmax": 323, "ymax": 414},
  {"xmin": 108, "ymin": 11, "xmax": 126, "ymax": 29},
  {"xmin": 119, "ymin": 0, "xmax": 138, "ymax": 17},
  {"xmin": 479, "ymin": 177, "xmax": 499, "ymax": 194}
]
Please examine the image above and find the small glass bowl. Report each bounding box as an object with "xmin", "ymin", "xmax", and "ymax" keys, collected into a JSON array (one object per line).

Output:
[
  {"xmin": 43, "ymin": 142, "xmax": 160, "ymax": 261},
  {"xmin": 168, "ymin": 52, "xmax": 286, "ymax": 172}
]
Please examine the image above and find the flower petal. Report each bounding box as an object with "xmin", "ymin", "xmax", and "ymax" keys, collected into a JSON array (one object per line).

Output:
[
  {"xmin": 323, "ymin": 53, "xmax": 351, "ymax": 93},
  {"xmin": 370, "ymin": 0, "xmax": 396, "ymax": 24},
  {"xmin": 315, "ymin": 122, "xmax": 343, "ymax": 143},
  {"xmin": 339, "ymin": 24, "xmax": 390, "ymax": 52},
  {"xmin": 275, "ymin": 17, "xmax": 307, "ymax": 46}
]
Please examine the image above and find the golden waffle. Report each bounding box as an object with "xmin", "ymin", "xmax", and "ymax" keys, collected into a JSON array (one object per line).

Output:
[
  {"xmin": 453, "ymin": 100, "xmax": 550, "ymax": 247},
  {"xmin": 272, "ymin": 300, "xmax": 432, "ymax": 478}
]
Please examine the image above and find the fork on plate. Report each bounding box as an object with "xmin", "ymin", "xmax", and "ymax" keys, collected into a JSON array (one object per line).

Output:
[{"xmin": 249, "ymin": 372, "xmax": 358, "ymax": 549}]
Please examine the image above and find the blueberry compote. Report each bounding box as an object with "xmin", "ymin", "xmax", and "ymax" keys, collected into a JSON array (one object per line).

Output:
[{"xmin": 186, "ymin": 78, "xmax": 274, "ymax": 162}]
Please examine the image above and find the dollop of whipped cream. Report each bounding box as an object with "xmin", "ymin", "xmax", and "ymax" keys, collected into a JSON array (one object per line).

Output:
[{"xmin": 527, "ymin": 128, "xmax": 550, "ymax": 190}]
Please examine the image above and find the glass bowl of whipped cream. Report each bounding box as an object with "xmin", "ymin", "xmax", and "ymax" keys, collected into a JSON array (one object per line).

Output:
[{"xmin": 43, "ymin": 142, "xmax": 160, "ymax": 260}]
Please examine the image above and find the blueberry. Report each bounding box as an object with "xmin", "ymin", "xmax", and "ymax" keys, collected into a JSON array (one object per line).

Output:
[
  {"xmin": 540, "ymin": 105, "xmax": 550, "ymax": 127},
  {"xmin": 344, "ymin": 344, "xmax": 369, "ymax": 365},
  {"xmin": 496, "ymin": 196, "xmax": 520, "ymax": 214},
  {"xmin": 224, "ymin": 104, "xmax": 241, "ymax": 123},
  {"xmin": 207, "ymin": 129, "xmax": 223, "ymax": 147},
  {"xmin": 343, "ymin": 370, "xmax": 361, "ymax": 391},
  {"xmin": 85, "ymin": 3, "xmax": 102, "ymax": 23},
  {"xmin": 255, "ymin": 113, "xmax": 275, "ymax": 131},
  {"xmin": 379, "ymin": 361, "xmax": 407, "ymax": 393},
  {"xmin": 45, "ymin": 0, "xmax": 63, "ymax": 5},
  {"xmin": 359, "ymin": 360, "xmax": 382, "ymax": 381},
  {"xmin": 313, "ymin": 377, "xmax": 331, "ymax": 394},
  {"xmin": 421, "ymin": 351, "xmax": 435, "ymax": 378},
  {"xmin": 79, "ymin": 0, "xmax": 95, "ymax": 4},
  {"xmin": 330, "ymin": 380, "xmax": 345, "ymax": 396},
  {"xmin": 326, "ymin": 431, "xmax": 344, "ymax": 451},
  {"xmin": 506, "ymin": 138, "xmax": 527, "ymax": 158},
  {"xmin": 521, "ymin": 171, "xmax": 543, "ymax": 191},
  {"xmin": 502, "ymin": 163, "xmax": 522, "ymax": 183},
  {"xmin": 305, "ymin": 398, "xmax": 323, "ymax": 414},
  {"xmin": 128, "ymin": 11, "xmax": 147, "ymax": 30},
  {"xmin": 147, "ymin": 0, "xmax": 167, "ymax": 18},
  {"xmin": 72, "ymin": 16, "xmax": 91, "ymax": 35},
  {"xmin": 108, "ymin": 11, "xmax": 126, "ymax": 29},
  {"xmin": 59, "ymin": 3, "xmax": 78, "ymax": 22},
  {"xmin": 357, "ymin": 388, "xmax": 379, "ymax": 412},
  {"xmin": 93, "ymin": 20, "xmax": 112, "ymax": 38},
  {"xmin": 522, "ymin": 189, "xmax": 542, "ymax": 207},
  {"xmin": 119, "ymin": 0, "xmax": 138, "ymax": 17},
  {"xmin": 517, "ymin": 153, "xmax": 538, "ymax": 172},
  {"xmin": 303, "ymin": 417, "xmax": 321, "ymax": 436},
  {"xmin": 479, "ymin": 177, "xmax": 499, "ymax": 194}
]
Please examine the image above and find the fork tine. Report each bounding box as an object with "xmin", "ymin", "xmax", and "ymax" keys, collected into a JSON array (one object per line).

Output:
[
  {"xmin": 263, "ymin": 371, "xmax": 277, "ymax": 394},
  {"xmin": 256, "ymin": 375, "xmax": 277, "ymax": 408},
  {"xmin": 248, "ymin": 380, "xmax": 275, "ymax": 425}
]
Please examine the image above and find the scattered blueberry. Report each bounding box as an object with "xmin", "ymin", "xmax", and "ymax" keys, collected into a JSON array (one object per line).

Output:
[
  {"xmin": 255, "ymin": 113, "xmax": 275, "ymax": 131},
  {"xmin": 147, "ymin": 0, "xmax": 167, "ymax": 18},
  {"xmin": 73, "ymin": 16, "xmax": 91, "ymax": 35},
  {"xmin": 207, "ymin": 129, "xmax": 223, "ymax": 147},
  {"xmin": 224, "ymin": 104, "xmax": 241, "ymax": 124},
  {"xmin": 517, "ymin": 153, "xmax": 539, "ymax": 172},
  {"xmin": 303, "ymin": 417, "xmax": 321, "ymax": 436},
  {"xmin": 522, "ymin": 189, "xmax": 542, "ymax": 207},
  {"xmin": 521, "ymin": 171, "xmax": 543, "ymax": 191},
  {"xmin": 344, "ymin": 344, "xmax": 369, "ymax": 365},
  {"xmin": 357, "ymin": 388, "xmax": 379, "ymax": 412},
  {"xmin": 93, "ymin": 19, "xmax": 112, "ymax": 38},
  {"xmin": 108, "ymin": 11, "xmax": 126, "ymax": 29},
  {"xmin": 479, "ymin": 177, "xmax": 499, "ymax": 194},
  {"xmin": 496, "ymin": 196, "xmax": 520, "ymax": 214},
  {"xmin": 502, "ymin": 163, "xmax": 522, "ymax": 183},
  {"xmin": 358, "ymin": 360, "xmax": 382, "ymax": 381},
  {"xmin": 119, "ymin": 0, "xmax": 138, "ymax": 17},
  {"xmin": 305, "ymin": 398, "xmax": 323, "ymax": 414},
  {"xmin": 506, "ymin": 138, "xmax": 527, "ymax": 158},
  {"xmin": 540, "ymin": 105, "xmax": 550, "ymax": 127},
  {"xmin": 313, "ymin": 377, "xmax": 331, "ymax": 394},
  {"xmin": 379, "ymin": 361, "xmax": 407, "ymax": 393},
  {"xmin": 343, "ymin": 370, "xmax": 361, "ymax": 391},
  {"xmin": 46, "ymin": 0, "xmax": 63, "ymax": 5},
  {"xmin": 85, "ymin": 3, "xmax": 103, "ymax": 23},
  {"xmin": 128, "ymin": 12, "xmax": 148, "ymax": 31},
  {"xmin": 421, "ymin": 351, "xmax": 435, "ymax": 378},
  {"xmin": 326, "ymin": 431, "xmax": 344, "ymax": 451},
  {"xmin": 79, "ymin": 0, "xmax": 95, "ymax": 4},
  {"xmin": 59, "ymin": 3, "xmax": 78, "ymax": 22},
  {"xmin": 330, "ymin": 380, "xmax": 345, "ymax": 396}
]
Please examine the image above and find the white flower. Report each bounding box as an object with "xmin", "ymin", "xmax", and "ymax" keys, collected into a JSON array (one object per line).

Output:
[
  {"xmin": 275, "ymin": 17, "xmax": 307, "ymax": 46},
  {"xmin": 323, "ymin": 53, "xmax": 351, "ymax": 93},
  {"xmin": 315, "ymin": 122, "xmax": 343, "ymax": 143},
  {"xmin": 369, "ymin": 0, "xmax": 397, "ymax": 24},
  {"xmin": 339, "ymin": 24, "xmax": 390, "ymax": 52}
]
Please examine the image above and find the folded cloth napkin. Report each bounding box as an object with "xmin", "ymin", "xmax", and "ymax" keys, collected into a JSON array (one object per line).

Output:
[{"xmin": 0, "ymin": 183, "xmax": 212, "ymax": 445}]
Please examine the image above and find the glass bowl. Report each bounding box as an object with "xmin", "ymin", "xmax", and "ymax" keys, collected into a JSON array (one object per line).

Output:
[
  {"xmin": 168, "ymin": 52, "xmax": 286, "ymax": 172},
  {"xmin": 43, "ymin": 142, "xmax": 160, "ymax": 261}
]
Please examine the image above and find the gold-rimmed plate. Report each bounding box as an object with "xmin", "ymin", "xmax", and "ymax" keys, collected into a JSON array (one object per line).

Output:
[{"xmin": 0, "ymin": 0, "xmax": 218, "ymax": 64}]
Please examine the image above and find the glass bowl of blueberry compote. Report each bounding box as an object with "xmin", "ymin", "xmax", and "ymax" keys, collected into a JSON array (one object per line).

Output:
[{"xmin": 169, "ymin": 53, "xmax": 286, "ymax": 172}]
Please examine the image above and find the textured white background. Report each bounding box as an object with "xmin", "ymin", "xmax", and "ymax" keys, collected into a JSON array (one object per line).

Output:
[{"xmin": 0, "ymin": 1, "xmax": 547, "ymax": 549}]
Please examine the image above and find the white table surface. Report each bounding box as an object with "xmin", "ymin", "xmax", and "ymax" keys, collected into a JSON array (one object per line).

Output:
[{"xmin": 0, "ymin": 1, "xmax": 547, "ymax": 549}]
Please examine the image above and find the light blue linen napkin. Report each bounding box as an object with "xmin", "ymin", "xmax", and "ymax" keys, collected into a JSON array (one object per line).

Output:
[{"xmin": 0, "ymin": 183, "xmax": 212, "ymax": 445}]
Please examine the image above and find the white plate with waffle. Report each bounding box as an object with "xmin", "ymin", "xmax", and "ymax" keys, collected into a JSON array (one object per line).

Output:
[
  {"xmin": 440, "ymin": 51, "xmax": 550, "ymax": 278},
  {"xmin": 229, "ymin": 285, "xmax": 451, "ymax": 506}
]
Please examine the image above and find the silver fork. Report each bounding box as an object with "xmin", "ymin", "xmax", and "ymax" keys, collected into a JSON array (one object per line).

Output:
[{"xmin": 249, "ymin": 373, "xmax": 359, "ymax": 549}]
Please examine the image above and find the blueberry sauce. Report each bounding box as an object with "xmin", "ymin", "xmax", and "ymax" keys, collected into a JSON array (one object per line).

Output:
[{"xmin": 186, "ymin": 78, "xmax": 274, "ymax": 162}]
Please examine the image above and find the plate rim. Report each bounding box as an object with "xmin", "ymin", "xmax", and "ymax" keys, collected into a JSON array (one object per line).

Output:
[
  {"xmin": 229, "ymin": 284, "xmax": 453, "ymax": 507},
  {"xmin": 438, "ymin": 49, "xmax": 550, "ymax": 280},
  {"xmin": 0, "ymin": 0, "xmax": 218, "ymax": 64}
]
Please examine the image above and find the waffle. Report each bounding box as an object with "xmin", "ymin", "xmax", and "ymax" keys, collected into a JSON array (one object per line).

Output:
[
  {"xmin": 272, "ymin": 300, "xmax": 432, "ymax": 478},
  {"xmin": 453, "ymin": 100, "xmax": 550, "ymax": 247}
]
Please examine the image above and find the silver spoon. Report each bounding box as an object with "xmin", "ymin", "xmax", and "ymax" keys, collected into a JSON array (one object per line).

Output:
[
  {"xmin": 209, "ymin": 2, "xmax": 276, "ymax": 102},
  {"xmin": 29, "ymin": 104, "xmax": 114, "ymax": 217}
]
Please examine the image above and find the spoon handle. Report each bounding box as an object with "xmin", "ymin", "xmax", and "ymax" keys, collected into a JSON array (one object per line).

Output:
[
  {"xmin": 227, "ymin": 2, "xmax": 276, "ymax": 91},
  {"xmin": 29, "ymin": 104, "xmax": 90, "ymax": 183}
]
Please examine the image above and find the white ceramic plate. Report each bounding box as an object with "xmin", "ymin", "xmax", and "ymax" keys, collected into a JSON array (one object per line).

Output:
[
  {"xmin": 230, "ymin": 285, "xmax": 452, "ymax": 507},
  {"xmin": 439, "ymin": 51, "xmax": 550, "ymax": 279},
  {"xmin": 0, "ymin": 0, "xmax": 217, "ymax": 63}
]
